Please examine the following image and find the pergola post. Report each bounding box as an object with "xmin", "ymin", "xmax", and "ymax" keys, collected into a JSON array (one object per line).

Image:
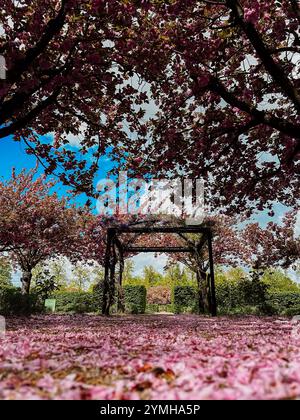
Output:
[
  {"xmin": 102, "ymin": 224, "xmax": 218, "ymax": 317},
  {"xmin": 207, "ymin": 232, "xmax": 217, "ymax": 317}
]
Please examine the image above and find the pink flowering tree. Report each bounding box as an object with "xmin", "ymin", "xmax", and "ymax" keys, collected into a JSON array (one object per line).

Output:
[
  {"xmin": 242, "ymin": 210, "xmax": 300, "ymax": 271},
  {"xmin": 0, "ymin": 1, "xmax": 299, "ymax": 215},
  {"xmin": 0, "ymin": 169, "xmax": 80, "ymax": 293},
  {"xmin": 117, "ymin": 0, "xmax": 300, "ymax": 214},
  {"xmin": 0, "ymin": 0, "xmax": 150, "ymax": 192}
]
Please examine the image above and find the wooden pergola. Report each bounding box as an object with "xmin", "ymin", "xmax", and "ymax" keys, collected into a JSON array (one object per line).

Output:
[{"xmin": 102, "ymin": 224, "xmax": 217, "ymax": 316}]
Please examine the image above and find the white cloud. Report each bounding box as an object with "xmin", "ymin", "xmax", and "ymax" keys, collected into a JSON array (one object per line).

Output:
[{"xmin": 130, "ymin": 253, "xmax": 169, "ymax": 276}]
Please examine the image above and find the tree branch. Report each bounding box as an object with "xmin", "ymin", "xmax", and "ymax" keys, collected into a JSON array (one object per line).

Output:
[
  {"xmin": 0, "ymin": 88, "xmax": 62, "ymax": 139},
  {"xmin": 226, "ymin": 0, "xmax": 300, "ymax": 112},
  {"xmin": 6, "ymin": 0, "xmax": 68, "ymax": 85},
  {"xmin": 208, "ymin": 76, "xmax": 300, "ymax": 141}
]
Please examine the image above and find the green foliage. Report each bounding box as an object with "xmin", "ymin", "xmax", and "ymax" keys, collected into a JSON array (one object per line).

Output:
[
  {"xmin": 70, "ymin": 264, "xmax": 93, "ymax": 292},
  {"xmin": 31, "ymin": 268, "xmax": 61, "ymax": 301},
  {"xmin": 122, "ymin": 260, "xmax": 135, "ymax": 284},
  {"xmin": 123, "ymin": 285, "xmax": 147, "ymax": 314},
  {"xmin": 146, "ymin": 304, "xmax": 174, "ymax": 313},
  {"xmin": 215, "ymin": 272, "xmax": 244, "ymax": 311},
  {"xmin": 143, "ymin": 265, "xmax": 164, "ymax": 287},
  {"xmin": 47, "ymin": 259, "xmax": 69, "ymax": 289},
  {"xmin": 32, "ymin": 260, "xmax": 69, "ymax": 291},
  {"xmin": 262, "ymin": 269, "xmax": 300, "ymax": 293},
  {"xmin": 0, "ymin": 286, "xmax": 42, "ymax": 315},
  {"xmin": 0, "ymin": 257, "xmax": 12, "ymax": 288},
  {"xmin": 215, "ymin": 268, "xmax": 273, "ymax": 315},
  {"xmin": 92, "ymin": 281, "xmax": 104, "ymax": 309},
  {"xmin": 282, "ymin": 306, "xmax": 300, "ymax": 317},
  {"xmin": 172, "ymin": 286, "xmax": 198, "ymax": 314},
  {"xmin": 52, "ymin": 291, "xmax": 99, "ymax": 314},
  {"xmin": 165, "ymin": 264, "xmax": 195, "ymax": 287},
  {"xmin": 267, "ymin": 292, "xmax": 300, "ymax": 315}
]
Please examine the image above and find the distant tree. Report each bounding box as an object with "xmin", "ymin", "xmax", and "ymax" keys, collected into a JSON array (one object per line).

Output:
[
  {"xmin": 70, "ymin": 264, "xmax": 92, "ymax": 292},
  {"xmin": 47, "ymin": 258, "xmax": 69, "ymax": 290},
  {"xmin": 32, "ymin": 258, "xmax": 68, "ymax": 290},
  {"xmin": 0, "ymin": 257, "xmax": 12, "ymax": 287},
  {"xmin": 32, "ymin": 268, "xmax": 61, "ymax": 301},
  {"xmin": 165, "ymin": 263, "xmax": 192, "ymax": 286},
  {"xmin": 262, "ymin": 269, "xmax": 300, "ymax": 293},
  {"xmin": 123, "ymin": 260, "xmax": 135, "ymax": 284},
  {"xmin": 143, "ymin": 265, "xmax": 164, "ymax": 288}
]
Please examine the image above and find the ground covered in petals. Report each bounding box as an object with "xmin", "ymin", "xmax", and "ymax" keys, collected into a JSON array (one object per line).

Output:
[{"xmin": 0, "ymin": 315, "xmax": 299, "ymax": 400}]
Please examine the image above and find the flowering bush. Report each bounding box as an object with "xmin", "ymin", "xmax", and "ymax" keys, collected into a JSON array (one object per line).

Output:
[
  {"xmin": 147, "ymin": 286, "xmax": 172, "ymax": 305},
  {"xmin": 1, "ymin": 315, "xmax": 300, "ymax": 400}
]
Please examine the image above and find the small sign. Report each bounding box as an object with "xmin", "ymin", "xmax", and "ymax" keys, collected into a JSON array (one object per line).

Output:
[
  {"xmin": 45, "ymin": 299, "xmax": 56, "ymax": 313},
  {"xmin": 0, "ymin": 316, "xmax": 5, "ymax": 336}
]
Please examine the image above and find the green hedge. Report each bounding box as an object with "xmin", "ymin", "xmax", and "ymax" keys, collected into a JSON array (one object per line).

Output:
[
  {"xmin": 52, "ymin": 285, "xmax": 147, "ymax": 314},
  {"xmin": 146, "ymin": 304, "xmax": 174, "ymax": 313},
  {"xmin": 172, "ymin": 286, "xmax": 198, "ymax": 314},
  {"xmin": 123, "ymin": 285, "xmax": 146, "ymax": 314},
  {"xmin": 52, "ymin": 292, "xmax": 99, "ymax": 313},
  {"xmin": 267, "ymin": 292, "xmax": 300, "ymax": 315},
  {"xmin": 171, "ymin": 284, "xmax": 300, "ymax": 316},
  {"xmin": 0, "ymin": 287, "xmax": 42, "ymax": 316}
]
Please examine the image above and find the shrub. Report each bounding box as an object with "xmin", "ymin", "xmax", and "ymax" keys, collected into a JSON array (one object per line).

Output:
[
  {"xmin": 32, "ymin": 269, "xmax": 61, "ymax": 301},
  {"xmin": 93, "ymin": 281, "xmax": 104, "ymax": 310},
  {"xmin": 282, "ymin": 306, "xmax": 300, "ymax": 317},
  {"xmin": 172, "ymin": 286, "xmax": 198, "ymax": 314},
  {"xmin": 267, "ymin": 292, "xmax": 300, "ymax": 315},
  {"xmin": 52, "ymin": 292, "xmax": 99, "ymax": 313},
  {"xmin": 0, "ymin": 287, "xmax": 42, "ymax": 315},
  {"xmin": 124, "ymin": 285, "xmax": 146, "ymax": 314},
  {"xmin": 147, "ymin": 286, "xmax": 171, "ymax": 305},
  {"xmin": 146, "ymin": 304, "xmax": 174, "ymax": 313},
  {"xmin": 215, "ymin": 281, "xmax": 243, "ymax": 310}
]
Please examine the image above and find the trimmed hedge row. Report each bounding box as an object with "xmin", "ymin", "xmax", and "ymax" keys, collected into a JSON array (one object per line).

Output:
[
  {"xmin": 0, "ymin": 287, "xmax": 42, "ymax": 315},
  {"xmin": 267, "ymin": 292, "xmax": 300, "ymax": 316},
  {"xmin": 0, "ymin": 284, "xmax": 148, "ymax": 315},
  {"xmin": 171, "ymin": 285, "xmax": 300, "ymax": 316},
  {"xmin": 51, "ymin": 285, "xmax": 147, "ymax": 314},
  {"xmin": 2, "ymin": 283, "xmax": 300, "ymax": 316},
  {"xmin": 52, "ymin": 292, "xmax": 99, "ymax": 313},
  {"xmin": 173, "ymin": 286, "xmax": 198, "ymax": 314},
  {"xmin": 124, "ymin": 285, "xmax": 147, "ymax": 314}
]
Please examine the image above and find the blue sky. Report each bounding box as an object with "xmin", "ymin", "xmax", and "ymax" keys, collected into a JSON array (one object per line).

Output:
[{"xmin": 0, "ymin": 135, "xmax": 166, "ymax": 284}]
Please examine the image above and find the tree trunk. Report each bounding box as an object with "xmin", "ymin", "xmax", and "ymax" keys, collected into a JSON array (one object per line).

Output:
[
  {"xmin": 196, "ymin": 272, "xmax": 205, "ymax": 314},
  {"xmin": 21, "ymin": 270, "xmax": 32, "ymax": 294}
]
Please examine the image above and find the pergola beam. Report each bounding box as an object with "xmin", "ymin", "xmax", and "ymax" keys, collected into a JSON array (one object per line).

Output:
[
  {"xmin": 124, "ymin": 246, "xmax": 194, "ymax": 253},
  {"xmin": 113, "ymin": 226, "xmax": 211, "ymax": 234}
]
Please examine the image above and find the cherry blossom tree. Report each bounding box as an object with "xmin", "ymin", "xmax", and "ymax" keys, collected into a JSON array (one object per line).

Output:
[
  {"xmin": 0, "ymin": 169, "xmax": 80, "ymax": 293},
  {"xmin": 1, "ymin": 1, "xmax": 299, "ymax": 214},
  {"xmin": 242, "ymin": 210, "xmax": 300, "ymax": 270},
  {"xmin": 0, "ymin": 0, "xmax": 149, "ymax": 193},
  {"xmin": 117, "ymin": 0, "xmax": 300, "ymax": 214}
]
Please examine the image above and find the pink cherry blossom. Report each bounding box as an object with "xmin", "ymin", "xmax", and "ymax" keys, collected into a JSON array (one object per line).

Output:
[{"xmin": 0, "ymin": 315, "xmax": 300, "ymax": 400}]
